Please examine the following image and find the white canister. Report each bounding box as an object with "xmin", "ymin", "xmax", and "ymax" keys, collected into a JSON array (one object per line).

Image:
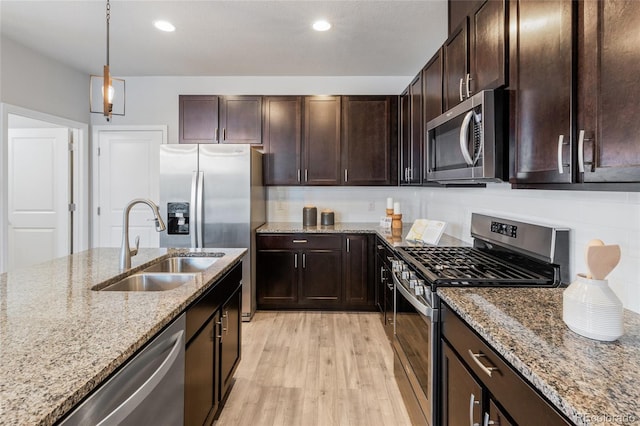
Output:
[{"xmin": 562, "ymin": 274, "xmax": 624, "ymax": 341}]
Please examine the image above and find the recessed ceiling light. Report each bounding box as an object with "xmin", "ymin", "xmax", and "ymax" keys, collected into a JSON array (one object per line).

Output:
[
  {"xmin": 312, "ymin": 20, "xmax": 331, "ymax": 32},
  {"xmin": 154, "ymin": 20, "xmax": 176, "ymax": 32}
]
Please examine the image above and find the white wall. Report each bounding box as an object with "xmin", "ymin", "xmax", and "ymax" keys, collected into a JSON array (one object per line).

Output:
[
  {"xmin": 267, "ymin": 184, "xmax": 640, "ymax": 314},
  {"xmin": 0, "ymin": 37, "xmax": 89, "ymax": 123},
  {"xmin": 93, "ymin": 76, "xmax": 413, "ymax": 143}
]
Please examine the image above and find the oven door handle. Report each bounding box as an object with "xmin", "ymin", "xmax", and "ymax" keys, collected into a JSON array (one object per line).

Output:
[{"xmin": 392, "ymin": 272, "xmax": 435, "ymax": 319}]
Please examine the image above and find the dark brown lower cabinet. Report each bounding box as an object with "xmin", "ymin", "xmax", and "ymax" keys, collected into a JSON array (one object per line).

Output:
[
  {"xmin": 441, "ymin": 303, "xmax": 571, "ymax": 425},
  {"xmin": 298, "ymin": 249, "xmax": 342, "ymax": 306},
  {"xmin": 219, "ymin": 286, "xmax": 241, "ymax": 402},
  {"xmin": 184, "ymin": 263, "xmax": 242, "ymax": 426},
  {"xmin": 256, "ymin": 233, "xmax": 374, "ymax": 310},
  {"xmin": 256, "ymin": 250, "xmax": 298, "ymax": 306},
  {"xmin": 185, "ymin": 314, "xmax": 219, "ymax": 426},
  {"xmin": 343, "ymin": 234, "xmax": 372, "ymax": 307},
  {"xmin": 442, "ymin": 341, "xmax": 483, "ymax": 425}
]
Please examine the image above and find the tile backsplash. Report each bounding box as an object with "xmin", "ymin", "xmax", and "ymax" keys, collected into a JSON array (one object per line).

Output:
[{"xmin": 266, "ymin": 184, "xmax": 640, "ymax": 314}]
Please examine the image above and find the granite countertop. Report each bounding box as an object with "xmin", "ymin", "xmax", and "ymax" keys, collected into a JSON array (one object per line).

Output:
[
  {"xmin": 0, "ymin": 247, "xmax": 246, "ymax": 426},
  {"xmin": 257, "ymin": 222, "xmax": 469, "ymax": 248},
  {"xmin": 438, "ymin": 287, "xmax": 640, "ymax": 425}
]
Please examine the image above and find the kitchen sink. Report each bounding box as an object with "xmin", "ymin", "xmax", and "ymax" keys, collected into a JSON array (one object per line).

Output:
[
  {"xmin": 96, "ymin": 273, "xmax": 197, "ymax": 292},
  {"xmin": 142, "ymin": 256, "xmax": 222, "ymax": 273}
]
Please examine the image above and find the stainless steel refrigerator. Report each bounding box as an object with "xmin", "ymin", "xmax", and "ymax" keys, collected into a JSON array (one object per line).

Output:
[{"xmin": 159, "ymin": 144, "xmax": 265, "ymax": 321}]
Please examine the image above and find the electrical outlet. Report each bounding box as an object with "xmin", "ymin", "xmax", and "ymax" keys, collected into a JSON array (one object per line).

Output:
[{"xmin": 368, "ymin": 202, "xmax": 376, "ymax": 211}]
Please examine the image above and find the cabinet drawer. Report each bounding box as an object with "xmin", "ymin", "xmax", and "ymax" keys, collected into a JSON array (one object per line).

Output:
[
  {"xmin": 257, "ymin": 234, "xmax": 342, "ymax": 250},
  {"xmin": 441, "ymin": 304, "xmax": 571, "ymax": 425}
]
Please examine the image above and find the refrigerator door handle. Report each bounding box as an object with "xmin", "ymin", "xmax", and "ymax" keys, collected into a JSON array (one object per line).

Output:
[
  {"xmin": 189, "ymin": 171, "xmax": 198, "ymax": 248},
  {"xmin": 196, "ymin": 171, "xmax": 204, "ymax": 248}
]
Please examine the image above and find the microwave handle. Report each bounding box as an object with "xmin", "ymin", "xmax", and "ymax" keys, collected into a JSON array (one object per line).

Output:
[{"xmin": 459, "ymin": 110, "xmax": 475, "ymax": 165}]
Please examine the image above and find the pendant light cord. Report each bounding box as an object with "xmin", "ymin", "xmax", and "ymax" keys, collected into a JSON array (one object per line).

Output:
[{"xmin": 106, "ymin": 0, "xmax": 110, "ymax": 66}]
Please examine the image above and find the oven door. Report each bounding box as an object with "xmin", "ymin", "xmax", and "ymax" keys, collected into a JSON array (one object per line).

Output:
[{"xmin": 392, "ymin": 273, "xmax": 437, "ymax": 426}]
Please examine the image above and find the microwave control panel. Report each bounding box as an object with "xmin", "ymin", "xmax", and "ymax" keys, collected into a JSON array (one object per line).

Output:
[{"xmin": 491, "ymin": 221, "xmax": 517, "ymax": 238}]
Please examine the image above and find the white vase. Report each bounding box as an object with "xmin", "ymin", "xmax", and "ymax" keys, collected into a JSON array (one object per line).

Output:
[{"xmin": 562, "ymin": 274, "xmax": 624, "ymax": 341}]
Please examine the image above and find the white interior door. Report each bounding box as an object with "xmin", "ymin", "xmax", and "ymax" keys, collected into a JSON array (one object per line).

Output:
[
  {"xmin": 7, "ymin": 128, "xmax": 70, "ymax": 270},
  {"xmin": 95, "ymin": 130, "xmax": 164, "ymax": 248}
]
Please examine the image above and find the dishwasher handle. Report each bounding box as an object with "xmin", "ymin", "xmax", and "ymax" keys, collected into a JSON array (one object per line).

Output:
[{"xmin": 96, "ymin": 329, "xmax": 185, "ymax": 426}]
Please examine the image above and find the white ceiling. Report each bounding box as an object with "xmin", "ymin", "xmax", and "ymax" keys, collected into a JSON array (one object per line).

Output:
[{"xmin": 0, "ymin": 0, "xmax": 448, "ymax": 77}]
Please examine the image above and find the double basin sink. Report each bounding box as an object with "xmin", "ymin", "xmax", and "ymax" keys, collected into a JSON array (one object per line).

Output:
[{"xmin": 94, "ymin": 255, "xmax": 223, "ymax": 292}]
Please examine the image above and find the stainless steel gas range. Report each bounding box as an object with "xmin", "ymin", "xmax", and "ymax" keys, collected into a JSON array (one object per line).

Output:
[{"xmin": 390, "ymin": 213, "xmax": 569, "ymax": 426}]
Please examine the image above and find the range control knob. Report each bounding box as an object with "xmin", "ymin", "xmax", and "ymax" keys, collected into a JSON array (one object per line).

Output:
[{"xmin": 414, "ymin": 285, "xmax": 425, "ymax": 296}]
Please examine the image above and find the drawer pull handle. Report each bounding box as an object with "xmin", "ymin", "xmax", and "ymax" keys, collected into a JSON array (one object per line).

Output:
[
  {"xmin": 468, "ymin": 350, "xmax": 499, "ymax": 377},
  {"xmin": 292, "ymin": 239, "xmax": 307, "ymax": 243}
]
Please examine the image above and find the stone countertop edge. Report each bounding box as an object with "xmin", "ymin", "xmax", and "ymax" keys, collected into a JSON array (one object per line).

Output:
[
  {"xmin": 256, "ymin": 222, "xmax": 470, "ymax": 248},
  {"xmin": 437, "ymin": 287, "xmax": 640, "ymax": 426},
  {"xmin": 0, "ymin": 247, "xmax": 246, "ymax": 426}
]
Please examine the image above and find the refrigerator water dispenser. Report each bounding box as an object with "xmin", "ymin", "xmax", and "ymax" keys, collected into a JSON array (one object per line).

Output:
[{"xmin": 167, "ymin": 202, "xmax": 190, "ymax": 235}]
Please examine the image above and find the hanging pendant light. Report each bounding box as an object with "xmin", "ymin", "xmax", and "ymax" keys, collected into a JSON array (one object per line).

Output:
[{"xmin": 90, "ymin": 0, "xmax": 125, "ymax": 121}]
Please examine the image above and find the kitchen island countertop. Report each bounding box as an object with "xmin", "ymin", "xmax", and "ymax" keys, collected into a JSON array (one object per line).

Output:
[
  {"xmin": 438, "ymin": 287, "xmax": 640, "ymax": 425},
  {"xmin": 0, "ymin": 247, "xmax": 246, "ymax": 426}
]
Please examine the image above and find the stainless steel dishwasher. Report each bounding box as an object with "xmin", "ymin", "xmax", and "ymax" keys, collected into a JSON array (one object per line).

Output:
[{"xmin": 60, "ymin": 314, "xmax": 185, "ymax": 425}]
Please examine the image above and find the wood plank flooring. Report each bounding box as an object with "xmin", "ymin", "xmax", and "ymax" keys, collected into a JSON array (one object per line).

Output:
[{"xmin": 215, "ymin": 311, "xmax": 412, "ymax": 426}]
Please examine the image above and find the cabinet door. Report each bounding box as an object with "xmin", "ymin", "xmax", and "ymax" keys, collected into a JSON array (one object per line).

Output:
[
  {"xmin": 448, "ymin": 0, "xmax": 483, "ymax": 35},
  {"xmin": 341, "ymin": 96, "xmax": 396, "ymax": 185},
  {"xmin": 580, "ymin": 1, "xmax": 640, "ymax": 182},
  {"xmin": 441, "ymin": 341, "xmax": 483, "ymax": 426},
  {"xmin": 179, "ymin": 95, "xmax": 219, "ymax": 144},
  {"xmin": 219, "ymin": 96, "xmax": 262, "ymax": 144},
  {"xmin": 443, "ymin": 19, "xmax": 469, "ymax": 110},
  {"xmin": 343, "ymin": 235, "xmax": 372, "ymax": 307},
  {"xmin": 263, "ymin": 96, "xmax": 302, "ymax": 185},
  {"xmin": 400, "ymin": 89, "xmax": 411, "ymax": 185},
  {"xmin": 510, "ymin": 0, "xmax": 574, "ymax": 184},
  {"xmin": 299, "ymin": 249, "xmax": 342, "ymax": 306},
  {"xmin": 219, "ymin": 286, "xmax": 241, "ymax": 401},
  {"xmin": 408, "ymin": 75, "xmax": 423, "ymax": 185},
  {"xmin": 303, "ymin": 96, "xmax": 341, "ymax": 185},
  {"xmin": 256, "ymin": 250, "xmax": 298, "ymax": 307},
  {"xmin": 423, "ymin": 49, "xmax": 443, "ymax": 124},
  {"xmin": 470, "ymin": 0, "xmax": 506, "ymax": 93},
  {"xmin": 185, "ymin": 315, "xmax": 218, "ymax": 426},
  {"xmin": 487, "ymin": 399, "xmax": 514, "ymax": 426}
]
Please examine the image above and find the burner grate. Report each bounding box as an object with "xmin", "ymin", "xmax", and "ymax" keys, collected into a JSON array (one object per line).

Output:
[{"xmin": 398, "ymin": 246, "xmax": 552, "ymax": 286}]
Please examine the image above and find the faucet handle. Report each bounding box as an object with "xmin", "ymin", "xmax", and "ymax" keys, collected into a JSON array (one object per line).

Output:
[{"xmin": 131, "ymin": 236, "xmax": 140, "ymax": 257}]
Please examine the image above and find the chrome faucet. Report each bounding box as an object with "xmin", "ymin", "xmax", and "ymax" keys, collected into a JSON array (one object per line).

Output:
[{"xmin": 119, "ymin": 198, "xmax": 166, "ymax": 270}]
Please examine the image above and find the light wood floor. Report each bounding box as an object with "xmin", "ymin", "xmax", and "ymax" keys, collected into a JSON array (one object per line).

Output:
[{"xmin": 215, "ymin": 311, "xmax": 412, "ymax": 426}]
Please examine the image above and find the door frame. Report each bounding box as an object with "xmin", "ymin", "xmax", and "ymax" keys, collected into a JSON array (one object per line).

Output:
[
  {"xmin": 0, "ymin": 103, "xmax": 89, "ymax": 273},
  {"xmin": 91, "ymin": 125, "xmax": 168, "ymax": 248}
]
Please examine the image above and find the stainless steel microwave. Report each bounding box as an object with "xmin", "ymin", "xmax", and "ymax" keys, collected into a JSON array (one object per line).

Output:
[{"xmin": 425, "ymin": 90, "xmax": 505, "ymax": 183}]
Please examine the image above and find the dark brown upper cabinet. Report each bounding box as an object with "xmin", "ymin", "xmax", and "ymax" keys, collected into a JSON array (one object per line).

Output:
[
  {"xmin": 400, "ymin": 76, "xmax": 423, "ymax": 185},
  {"xmin": 510, "ymin": 0, "xmax": 574, "ymax": 184},
  {"xmin": 303, "ymin": 96, "xmax": 342, "ymax": 185},
  {"xmin": 179, "ymin": 95, "xmax": 219, "ymax": 144},
  {"xmin": 471, "ymin": 0, "xmax": 507, "ymax": 93},
  {"xmin": 262, "ymin": 96, "xmax": 302, "ymax": 185},
  {"xmin": 219, "ymin": 96, "xmax": 262, "ymax": 144},
  {"xmin": 179, "ymin": 95, "xmax": 262, "ymax": 144},
  {"xmin": 448, "ymin": 0, "xmax": 484, "ymax": 35},
  {"xmin": 578, "ymin": 1, "xmax": 640, "ymax": 183},
  {"xmin": 444, "ymin": 0, "xmax": 507, "ymax": 111},
  {"xmin": 341, "ymin": 96, "xmax": 398, "ymax": 186},
  {"xmin": 443, "ymin": 19, "xmax": 469, "ymax": 110},
  {"xmin": 422, "ymin": 48, "xmax": 444, "ymax": 125}
]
